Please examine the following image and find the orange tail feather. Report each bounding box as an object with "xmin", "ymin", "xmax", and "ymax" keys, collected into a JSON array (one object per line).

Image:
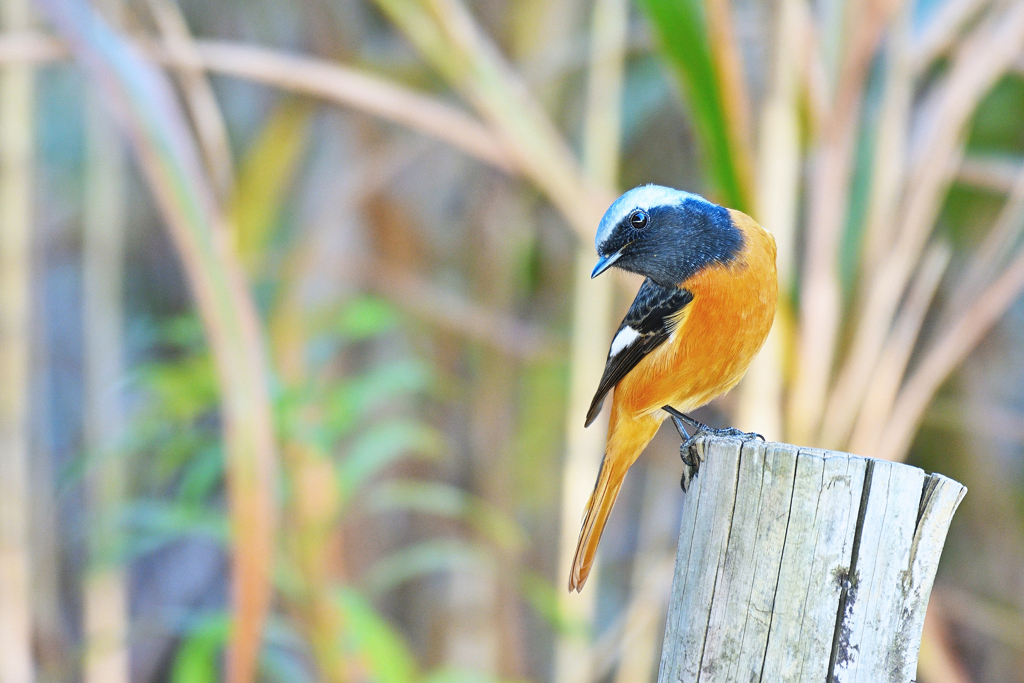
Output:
[{"xmin": 568, "ymin": 457, "xmax": 627, "ymax": 592}]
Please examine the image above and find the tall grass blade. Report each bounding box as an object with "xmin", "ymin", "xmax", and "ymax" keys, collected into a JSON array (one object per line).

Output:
[
  {"xmin": 143, "ymin": 0, "xmax": 234, "ymax": 200},
  {"xmin": 821, "ymin": 0, "xmax": 1024, "ymax": 449},
  {"xmin": 634, "ymin": 0, "xmax": 752, "ymax": 210},
  {"xmin": 847, "ymin": 241, "xmax": 951, "ymax": 456},
  {"xmin": 734, "ymin": 0, "xmax": 804, "ymax": 439},
  {"xmin": 82, "ymin": 2, "xmax": 129, "ymax": 677},
  {"xmin": 0, "ymin": 0, "xmax": 34, "ymax": 680},
  {"xmin": 230, "ymin": 100, "xmax": 311, "ymax": 275},
  {"xmin": 33, "ymin": 2, "xmax": 280, "ymax": 681},
  {"xmin": 878, "ymin": 176, "xmax": 1024, "ymax": 461},
  {"xmin": 556, "ymin": 0, "xmax": 626, "ymax": 679},
  {"xmin": 370, "ymin": 0, "xmax": 609, "ymax": 236}
]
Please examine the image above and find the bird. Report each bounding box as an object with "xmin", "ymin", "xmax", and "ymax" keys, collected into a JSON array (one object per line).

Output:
[{"xmin": 568, "ymin": 184, "xmax": 777, "ymax": 593}]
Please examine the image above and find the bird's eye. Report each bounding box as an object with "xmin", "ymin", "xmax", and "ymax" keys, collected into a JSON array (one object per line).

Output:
[{"xmin": 629, "ymin": 209, "xmax": 649, "ymax": 230}]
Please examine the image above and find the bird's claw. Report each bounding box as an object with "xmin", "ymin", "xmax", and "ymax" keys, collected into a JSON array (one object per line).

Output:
[
  {"xmin": 679, "ymin": 434, "xmax": 704, "ymax": 491},
  {"xmin": 662, "ymin": 406, "xmax": 764, "ymax": 491}
]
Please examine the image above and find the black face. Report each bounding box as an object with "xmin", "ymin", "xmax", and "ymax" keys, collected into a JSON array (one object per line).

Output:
[{"xmin": 598, "ymin": 198, "xmax": 744, "ymax": 286}]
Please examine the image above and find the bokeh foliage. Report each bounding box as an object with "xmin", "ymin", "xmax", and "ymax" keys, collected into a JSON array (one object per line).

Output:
[{"xmin": 1, "ymin": 0, "xmax": 1024, "ymax": 681}]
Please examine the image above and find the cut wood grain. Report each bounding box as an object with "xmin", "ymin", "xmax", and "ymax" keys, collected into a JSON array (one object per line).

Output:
[{"xmin": 657, "ymin": 436, "xmax": 965, "ymax": 683}]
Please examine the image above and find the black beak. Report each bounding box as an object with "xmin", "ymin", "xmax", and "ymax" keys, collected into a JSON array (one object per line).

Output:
[{"xmin": 591, "ymin": 248, "xmax": 624, "ymax": 278}]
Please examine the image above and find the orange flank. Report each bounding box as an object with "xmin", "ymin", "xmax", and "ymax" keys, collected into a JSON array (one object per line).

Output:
[{"xmin": 569, "ymin": 209, "xmax": 777, "ymax": 592}]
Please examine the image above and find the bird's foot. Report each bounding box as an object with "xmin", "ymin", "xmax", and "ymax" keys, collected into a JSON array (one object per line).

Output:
[
  {"xmin": 662, "ymin": 406, "xmax": 765, "ymax": 491},
  {"xmin": 677, "ymin": 433, "xmax": 704, "ymax": 492}
]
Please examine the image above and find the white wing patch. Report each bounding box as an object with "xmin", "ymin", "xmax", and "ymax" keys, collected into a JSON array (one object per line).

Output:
[{"xmin": 609, "ymin": 326, "xmax": 640, "ymax": 357}]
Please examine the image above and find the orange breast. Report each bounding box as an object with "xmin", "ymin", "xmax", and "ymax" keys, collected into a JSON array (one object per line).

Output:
[{"xmin": 612, "ymin": 209, "xmax": 778, "ymax": 418}]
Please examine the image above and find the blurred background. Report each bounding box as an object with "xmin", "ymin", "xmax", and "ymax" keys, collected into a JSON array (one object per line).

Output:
[{"xmin": 0, "ymin": 0, "xmax": 1023, "ymax": 680}]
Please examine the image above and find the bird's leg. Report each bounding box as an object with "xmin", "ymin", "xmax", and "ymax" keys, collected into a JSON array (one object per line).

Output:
[
  {"xmin": 662, "ymin": 406, "xmax": 766, "ymax": 491},
  {"xmin": 662, "ymin": 406, "xmax": 704, "ymax": 490}
]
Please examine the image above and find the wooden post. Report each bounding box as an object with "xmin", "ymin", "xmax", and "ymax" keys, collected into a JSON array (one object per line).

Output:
[{"xmin": 657, "ymin": 436, "xmax": 965, "ymax": 683}]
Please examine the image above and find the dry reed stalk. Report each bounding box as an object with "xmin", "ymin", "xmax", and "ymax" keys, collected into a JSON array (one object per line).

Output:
[
  {"xmin": 554, "ymin": 257, "xmax": 613, "ymax": 668},
  {"xmin": 956, "ymin": 155, "xmax": 1022, "ymax": 192},
  {"xmin": 877, "ymin": 176, "xmax": 1024, "ymax": 461},
  {"xmin": 372, "ymin": 0, "xmax": 610, "ymax": 235},
  {"xmin": 165, "ymin": 39, "xmax": 521, "ymax": 179},
  {"xmin": 268, "ymin": 213, "xmax": 351, "ymax": 683},
  {"xmin": 788, "ymin": 0, "xmax": 904, "ymax": 444},
  {"xmin": 0, "ymin": 32, "xmax": 519, "ymax": 175},
  {"xmin": 611, "ymin": 462, "xmax": 682, "ymax": 683},
  {"xmin": 818, "ymin": 0, "xmax": 916, "ymax": 448},
  {"xmin": 0, "ymin": 30, "xmax": 641, "ymax": 300},
  {"xmin": 554, "ymin": 0, "xmax": 626, "ymax": 677},
  {"xmin": 847, "ymin": 242, "xmax": 951, "ymax": 456},
  {"xmin": 820, "ymin": 0, "xmax": 1024, "ymax": 452},
  {"xmin": 0, "ymin": 0, "xmax": 34, "ymax": 680},
  {"xmin": 909, "ymin": 0, "xmax": 991, "ymax": 72},
  {"xmin": 34, "ymin": 3, "xmax": 280, "ymax": 681},
  {"xmin": 949, "ymin": 166, "xmax": 1024, "ymax": 314},
  {"xmin": 735, "ymin": 0, "xmax": 805, "ymax": 439},
  {"xmin": 144, "ymin": 0, "xmax": 234, "ymax": 200},
  {"xmin": 858, "ymin": 0, "xmax": 913, "ymax": 276},
  {"xmin": 703, "ymin": 0, "xmax": 754, "ymax": 209},
  {"xmin": 0, "ymin": 30, "xmax": 617, "ymax": 235},
  {"xmin": 81, "ymin": 4, "xmax": 129, "ymax": 679},
  {"xmin": 421, "ymin": 0, "xmax": 602, "ymax": 223}
]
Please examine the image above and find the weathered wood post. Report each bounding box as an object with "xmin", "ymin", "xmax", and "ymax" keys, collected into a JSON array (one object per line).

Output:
[{"xmin": 657, "ymin": 436, "xmax": 966, "ymax": 683}]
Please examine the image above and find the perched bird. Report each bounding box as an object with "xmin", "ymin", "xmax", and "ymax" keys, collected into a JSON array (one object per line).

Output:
[{"xmin": 569, "ymin": 185, "xmax": 777, "ymax": 592}]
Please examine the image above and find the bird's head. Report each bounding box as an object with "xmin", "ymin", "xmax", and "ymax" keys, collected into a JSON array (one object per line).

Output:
[{"xmin": 591, "ymin": 185, "xmax": 744, "ymax": 286}]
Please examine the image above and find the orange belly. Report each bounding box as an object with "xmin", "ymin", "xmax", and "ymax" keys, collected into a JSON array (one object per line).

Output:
[
  {"xmin": 612, "ymin": 209, "xmax": 777, "ymax": 422},
  {"xmin": 569, "ymin": 208, "xmax": 777, "ymax": 592}
]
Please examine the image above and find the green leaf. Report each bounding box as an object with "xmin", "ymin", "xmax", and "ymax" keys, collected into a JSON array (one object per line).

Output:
[
  {"xmin": 262, "ymin": 617, "xmax": 316, "ymax": 683},
  {"xmin": 136, "ymin": 352, "xmax": 218, "ymax": 424},
  {"xmin": 171, "ymin": 614, "xmax": 230, "ymax": 683},
  {"xmin": 338, "ymin": 421, "xmax": 443, "ymax": 501},
  {"xmin": 513, "ymin": 358, "xmax": 567, "ymax": 511},
  {"xmin": 635, "ymin": 0, "xmax": 750, "ymax": 210},
  {"xmin": 325, "ymin": 359, "xmax": 434, "ymax": 437},
  {"xmin": 231, "ymin": 100, "xmax": 312, "ymax": 275},
  {"xmin": 367, "ymin": 479, "xmax": 526, "ymax": 552},
  {"xmin": 365, "ymin": 540, "xmax": 489, "ymax": 595},
  {"xmin": 336, "ymin": 587, "xmax": 418, "ymax": 683},
  {"xmin": 157, "ymin": 315, "xmax": 208, "ymax": 351},
  {"xmin": 329, "ymin": 297, "xmax": 401, "ymax": 340},
  {"xmin": 122, "ymin": 500, "xmax": 228, "ymax": 558},
  {"xmin": 518, "ymin": 571, "xmax": 590, "ymax": 637},
  {"xmin": 367, "ymin": 479, "xmax": 468, "ymax": 517},
  {"xmin": 419, "ymin": 668, "xmax": 506, "ymax": 683},
  {"xmin": 171, "ymin": 613, "xmax": 310, "ymax": 683},
  {"xmin": 177, "ymin": 443, "xmax": 225, "ymax": 504}
]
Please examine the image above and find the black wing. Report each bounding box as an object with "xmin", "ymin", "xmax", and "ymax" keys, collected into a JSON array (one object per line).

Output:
[{"xmin": 585, "ymin": 279, "xmax": 693, "ymax": 426}]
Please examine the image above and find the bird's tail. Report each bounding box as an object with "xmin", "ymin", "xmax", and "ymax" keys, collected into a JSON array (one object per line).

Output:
[{"xmin": 568, "ymin": 455, "xmax": 627, "ymax": 592}]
